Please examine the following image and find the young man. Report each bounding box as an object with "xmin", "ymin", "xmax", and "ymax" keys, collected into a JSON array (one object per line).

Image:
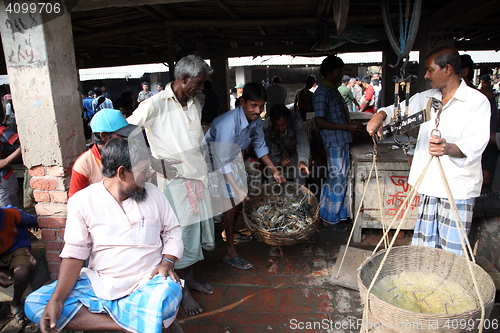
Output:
[
  {"xmin": 68, "ymin": 109, "xmax": 139, "ymax": 197},
  {"xmin": 338, "ymin": 75, "xmax": 360, "ymax": 113},
  {"xmin": 0, "ymin": 120, "xmax": 21, "ymax": 207},
  {"xmin": 263, "ymin": 104, "xmax": 310, "ymax": 186},
  {"xmin": 204, "ymin": 82, "xmax": 285, "ymax": 270},
  {"xmin": 360, "ymin": 76, "xmax": 376, "ymax": 113},
  {"xmin": 137, "ymin": 82, "xmax": 154, "ymax": 104},
  {"xmin": 25, "ymin": 138, "xmax": 184, "ymax": 333},
  {"xmin": 366, "ymin": 46, "xmax": 490, "ymax": 257},
  {"xmin": 313, "ymin": 55, "xmax": 362, "ymax": 232},
  {"xmin": 128, "ymin": 54, "xmax": 215, "ymax": 316}
]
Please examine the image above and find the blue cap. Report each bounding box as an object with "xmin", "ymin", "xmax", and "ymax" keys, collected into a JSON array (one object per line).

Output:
[
  {"xmin": 90, "ymin": 109, "xmax": 139, "ymax": 137},
  {"xmin": 235, "ymin": 83, "xmax": 245, "ymax": 89}
]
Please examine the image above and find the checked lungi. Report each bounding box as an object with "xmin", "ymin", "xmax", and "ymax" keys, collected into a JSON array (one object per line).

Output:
[
  {"xmin": 412, "ymin": 194, "xmax": 475, "ymax": 257},
  {"xmin": 24, "ymin": 275, "xmax": 182, "ymax": 333},
  {"xmin": 319, "ymin": 143, "xmax": 350, "ymax": 224}
]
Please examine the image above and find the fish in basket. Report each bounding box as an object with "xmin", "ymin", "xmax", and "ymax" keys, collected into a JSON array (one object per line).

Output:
[{"xmin": 243, "ymin": 182, "xmax": 320, "ymax": 247}]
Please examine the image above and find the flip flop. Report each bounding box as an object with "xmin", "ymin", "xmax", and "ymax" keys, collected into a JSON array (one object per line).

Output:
[
  {"xmin": 11, "ymin": 305, "xmax": 29, "ymax": 326},
  {"xmin": 322, "ymin": 222, "xmax": 351, "ymax": 233},
  {"xmin": 223, "ymin": 255, "xmax": 253, "ymax": 270}
]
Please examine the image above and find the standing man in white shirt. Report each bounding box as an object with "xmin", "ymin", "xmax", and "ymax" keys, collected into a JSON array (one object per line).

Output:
[
  {"xmin": 128, "ymin": 54, "xmax": 215, "ymax": 316},
  {"xmin": 25, "ymin": 138, "xmax": 184, "ymax": 333},
  {"xmin": 366, "ymin": 46, "xmax": 490, "ymax": 257}
]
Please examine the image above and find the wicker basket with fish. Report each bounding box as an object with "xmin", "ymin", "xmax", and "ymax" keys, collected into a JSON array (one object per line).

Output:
[{"xmin": 242, "ymin": 182, "xmax": 320, "ymax": 246}]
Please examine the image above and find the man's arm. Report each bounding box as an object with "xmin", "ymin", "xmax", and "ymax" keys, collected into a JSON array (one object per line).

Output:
[
  {"xmin": 260, "ymin": 154, "xmax": 285, "ymax": 183},
  {"xmin": 39, "ymin": 258, "xmax": 84, "ymax": 333},
  {"xmin": 428, "ymin": 136, "xmax": 465, "ymax": 158},
  {"xmin": 293, "ymin": 115, "xmax": 310, "ymax": 174},
  {"xmin": 0, "ymin": 146, "xmax": 21, "ymax": 169}
]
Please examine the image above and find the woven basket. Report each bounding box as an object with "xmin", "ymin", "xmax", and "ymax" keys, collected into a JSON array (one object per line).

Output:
[
  {"xmin": 242, "ymin": 182, "xmax": 319, "ymax": 247},
  {"xmin": 358, "ymin": 246, "xmax": 495, "ymax": 332}
]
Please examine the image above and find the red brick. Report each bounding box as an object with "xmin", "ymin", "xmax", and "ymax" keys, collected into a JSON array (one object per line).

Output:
[
  {"xmin": 57, "ymin": 229, "xmax": 65, "ymax": 239},
  {"xmin": 29, "ymin": 165, "xmax": 45, "ymax": 177},
  {"xmin": 47, "ymin": 262, "xmax": 60, "ymax": 275},
  {"xmin": 43, "ymin": 240, "xmax": 64, "ymax": 252},
  {"xmin": 209, "ymin": 312, "xmax": 248, "ymax": 326},
  {"xmin": 31, "ymin": 177, "xmax": 64, "ymax": 191},
  {"xmin": 294, "ymin": 288, "xmax": 315, "ymax": 313},
  {"xmin": 281, "ymin": 257, "xmax": 294, "ymax": 276},
  {"xmin": 37, "ymin": 216, "xmax": 66, "ymax": 228},
  {"xmin": 46, "ymin": 166, "xmax": 65, "ymax": 177},
  {"xmin": 312, "ymin": 258, "xmax": 329, "ymax": 276},
  {"xmin": 237, "ymin": 286, "xmax": 260, "ymax": 313},
  {"xmin": 257, "ymin": 288, "xmax": 277, "ymax": 313},
  {"xmin": 49, "ymin": 272, "xmax": 58, "ymax": 281},
  {"xmin": 35, "ymin": 203, "xmax": 67, "ymax": 216},
  {"xmin": 45, "ymin": 251, "xmax": 62, "ymax": 263},
  {"xmin": 41, "ymin": 229, "xmax": 57, "ymax": 241},
  {"xmin": 50, "ymin": 191, "xmax": 68, "ymax": 203},
  {"xmin": 263, "ymin": 257, "xmax": 279, "ymax": 275},
  {"xmin": 199, "ymin": 285, "xmax": 224, "ymax": 309},
  {"xmin": 176, "ymin": 324, "xmax": 200, "ymax": 333},
  {"xmin": 294, "ymin": 258, "xmax": 312, "ymax": 276},
  {"xmin": 249, "ymin": 313, "xmax": 287, "ymax": 326},
  {"xmin": 33, "ymin": 190, "xmax": 50, "ymax": 203},
  {"xmin": 277, "ymin": 288, "xmax": 295, "ymax": 314},
  {"xmin": 222, "ymin": 285, "xmax": 243, "ymax": 309},
  {"xmin": 315, "ymin": 288, "xmax": 335, "ymax": 313},
  {"xmin": 237, "ymin": 274, "xmax": 272, "ymax": 287}
]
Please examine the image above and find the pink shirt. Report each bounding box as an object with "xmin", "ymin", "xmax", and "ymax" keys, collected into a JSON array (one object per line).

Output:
[{"xmin": 61, "ymin": 181, "xmax": 183, "ymax": 300}]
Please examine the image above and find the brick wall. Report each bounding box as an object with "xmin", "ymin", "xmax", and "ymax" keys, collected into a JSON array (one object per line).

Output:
[
  {"xmin": 29, "ymin": 165, "xmax": 71, "ymax": 281},
  {"xmin": 472, "ymin": 216, "xmax": 500, "ymax": 270}
]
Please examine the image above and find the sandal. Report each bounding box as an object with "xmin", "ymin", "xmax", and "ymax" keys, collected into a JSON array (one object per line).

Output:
[
  {"xmin": 222, "ymin": 230, "xmax": 253, "ymax": 244},
  {"xmin": 11, "ymin": 305, "xmax": 30, "ymax": 326},
  {"xmin": 223, "ymin": 255, "xmax": 253, "ymax": 270}
]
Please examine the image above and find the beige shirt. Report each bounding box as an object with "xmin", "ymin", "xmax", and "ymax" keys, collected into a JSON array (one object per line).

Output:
[
  {"xmin": 127, "ymin": 82, "xmax": 208, "ymax": 185},
  {"xmin": 61, "ymin": 181, "xmax": 183, "ymax": 300}
]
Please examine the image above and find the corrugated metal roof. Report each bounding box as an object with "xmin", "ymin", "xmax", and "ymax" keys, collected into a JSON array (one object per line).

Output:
[
  {"xmin": 79, "ymin": 62, "xmax": 170, "ymax": 81},
  {"xmin": 459, "ymin": 50, "xmax": 500, "ymax": 64}
]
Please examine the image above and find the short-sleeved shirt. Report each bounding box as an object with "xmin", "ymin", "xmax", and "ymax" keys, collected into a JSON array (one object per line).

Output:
[
  {"xmin": 338, "ymin": 84, "xmax": 356, "ymax": 107},
  {"xmin": 137, "ymin": 91, "xmax": 154, "ymax": 103},
  {"xmin": 361, "ymin": 85, "xmax": 376, "ymax": 113},
  {"xmin": 313, "ymin": 84, "xmax": 352, "ymax": 147},
  {"xmin": 68, "ymin": 144, "xmax": 104, "ymax": 197},
  {"xmin": 0, "ymin": 126, "xmax": 19, "ymax": 179},
  {"xmin": 204, "ymin": 106, "xmax": 269, "ymax": 174},
  {"xmin": 92, "ymin": 97, "xmax": 114, "ymax": 113}
]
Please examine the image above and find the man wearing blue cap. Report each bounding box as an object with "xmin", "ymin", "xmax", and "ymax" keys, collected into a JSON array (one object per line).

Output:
[{"xmin": 69, "ymin": 109, "xmax": 139, "ymax": 197}]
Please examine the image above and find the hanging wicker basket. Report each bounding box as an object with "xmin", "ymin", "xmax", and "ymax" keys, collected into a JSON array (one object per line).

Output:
[
  {"xmin": 242, "ymin": 182, "xmax": 320, "ymax": 247},
  {"xmin": 358, "ymin": 246, "xmax": 495, "ymax": 332}
]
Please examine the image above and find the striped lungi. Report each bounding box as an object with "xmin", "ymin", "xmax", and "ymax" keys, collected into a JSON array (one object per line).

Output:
[
  {"xmin": 24, "ymin": 275, "xmax": 182, "ymax": 333},
  {"xmin": 319, "ymin": 143, "xmax": 350, "ymax": 224},
  {"xmin": 412, "ymin": 194, "xmax": 475, "ymax": 257}
]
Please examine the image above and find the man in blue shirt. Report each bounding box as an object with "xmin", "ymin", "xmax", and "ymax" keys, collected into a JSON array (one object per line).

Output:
[
  {"xmin": 205, "ymin": 82, "xmax": 285, "ymax": 270},
  {"xmin": 313, "ymin": 55, "xmax": 362, "ymax": 232}
]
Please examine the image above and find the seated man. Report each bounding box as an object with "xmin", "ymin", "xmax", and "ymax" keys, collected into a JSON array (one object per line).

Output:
[
  {"xmin": 263, "ymin": 104, "xmax": 310, "ymax": 186},
  {"xmin": 0, "ymin": 206, "xmax": 37, "ymax": 326},
  {"xmin": 25, "ymin": 138, "xmax": 184, "ymax": 333},
  {"xmin": 68, "ymin": 108, "xmax": 139, "ymax": 197}
]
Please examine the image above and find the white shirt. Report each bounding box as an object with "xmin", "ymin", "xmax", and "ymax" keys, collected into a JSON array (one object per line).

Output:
[
  {"xmin": 379, "ymin": 80, "xmax": 490, "ymax": 199},
  {"xmin": 61, "ymin": 181, "xmax": 183, "ymax": 300},
  {"xmin": 128, "ymin": 82, "xmax": 208, "ymax": 185}
]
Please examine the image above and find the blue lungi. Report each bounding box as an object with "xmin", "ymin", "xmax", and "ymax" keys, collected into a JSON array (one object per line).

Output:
[
  {"xmin": 319, "ymin": 143, "xmax": 350, "ymax": 224},
  {"xmin": 412, "ymin": 194, "xmax": 475, "ymax": 257},
  {"xmin": 24, "ymin": 275, "xmax": 182, "ymax": 333}
]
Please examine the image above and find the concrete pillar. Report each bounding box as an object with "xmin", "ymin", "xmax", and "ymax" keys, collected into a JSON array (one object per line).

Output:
[
  {"xmin": 0, "ymin": 4, "xmax": 85, "ymax": 280},
  {"xmin": 381, "ymin": 46, "xmax": 400, "ymax": 109},
  {"xmin": 235, "ymin": 67, "xmax": 245, "ymax": 86},
  {"xmin": 210, "ymin": 55, "xmax": 229, "ymax": 114}
]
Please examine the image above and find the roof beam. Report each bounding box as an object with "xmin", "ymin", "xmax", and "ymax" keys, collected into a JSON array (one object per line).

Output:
[
  {"xmin": 70, "ymin": 0, "xmax": 202, "ymax": 12},
  {"xmin": 214, "ymin": 0, "xmax": 240, "ymax": 20},
  {"xmin": 151, "ymin": 4, "xmax": 177, "ymax": 19},
  {"xmin": 136, "ymin": 5, "xmax": 165, "ymax": 21},
  {"xmin": 428, "ymin": 0, "xmax": 500, "ymax": 31}
]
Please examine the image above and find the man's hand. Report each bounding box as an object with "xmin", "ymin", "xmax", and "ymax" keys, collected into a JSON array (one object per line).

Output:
[
  {"xmin": 151, "ymin": 157, "xmax": 182, "ymax": 180},
  {"xmin": 0, "ymin": 272, "xmax": 13, "ymax": 288},
  {"xmin": 235, "ymin": 187, "xmax": 250, "ymax": 203},
  {"xmin": 366, "ymin": 112, "xmax": 385, "ymax": 138},
  {"xmin": 273, "ymin": 171, "xmax": 286, "ymax": 184},
  {"xmin": 428, "ymin": 135, "xmax": 447, "ymax": 156},
  {"xmin": 278, "ymin": 158, "xmax": 292, "ymax": 167},
  {"xmin": 151, "ymin": 259, "xmax": 181, "ymax": 284},
  {"xmin": 346, "ymin": 123, "xmax": 363, "ymax": 133},
  {"xmin": 297, "ymin": 162, "xmax": 310, "ymax": 175},
  {"xmin": 39, "ymin": 300, "xmax": 64, "ymax": 333}
]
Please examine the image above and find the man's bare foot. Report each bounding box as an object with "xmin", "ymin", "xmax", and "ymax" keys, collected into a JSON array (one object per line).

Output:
[
  {"xmin": 186, "ymin": 279, "xmax": 214, "ymax": 295},
  {"xmin": 181, "ymin": 288, "xmax": 203, "ymax": 316}
]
